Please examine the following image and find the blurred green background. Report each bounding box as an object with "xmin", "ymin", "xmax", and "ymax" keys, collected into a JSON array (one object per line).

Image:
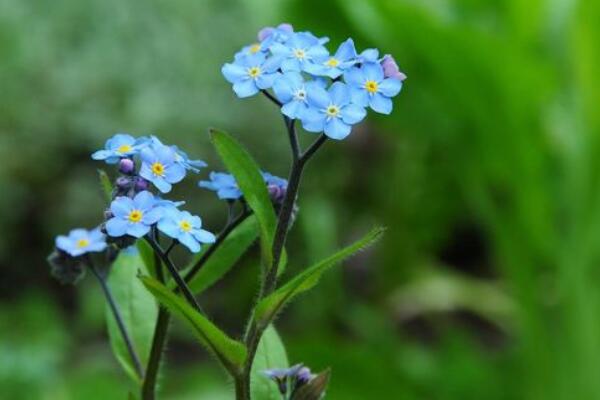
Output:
[{"xmin": 2, "ymin": 0, "xmax": 600, "ymax": 398}]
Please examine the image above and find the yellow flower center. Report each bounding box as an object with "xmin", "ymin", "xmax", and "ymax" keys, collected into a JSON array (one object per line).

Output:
[
  {"xmin": 293, "ymin": 48, "xmax": 306, "ymax": 60},
  {"xmin": 76, "ymin": 239, "xmax": 89, "ymax": 248},
  {"xmin": 128, "ymin": 210, "xmax": 143, "ymax": 223},
  {"xmin": 325, "ymin": 57, "xmax": 339, "ymax": 67},
  {"xmin": 248, "ymin": 66, "xmax": 261, "ymax": 79},
  {"xmin": 365, "ymin": 80, "xmax": 379, "ymax": 94},
  {"xmin": 249, "ymin": 43, "xmax": 261, "ymax": 54},
  {"xmin": 151, "ymin": 162, "xmax": 165, "ymax": 176},
  {"xmin": 326, "ymin": 105, "xmax": 340, "ymax": 117},
  {"xmin": 179, "ymin": 220, "xmax": 192, "ymax": 232},
  {"xmin": 117, "ymin": 144, "xmax": 132, "ymax": 154}
]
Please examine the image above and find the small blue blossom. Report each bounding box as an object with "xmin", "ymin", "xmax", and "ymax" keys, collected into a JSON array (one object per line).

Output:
[
  {"xmin": 157, "ymin": 207, "xmax": 216, "ymax": 253},
  {"xmin": 304, "ymin": 38, "xmax": 358, "ymax": 79},
  {"xmin": 357, "ymin": 48, "xmax": 380, "ymax": 63},
  {"xmin": 105, "ymin": 191, "xmax": 164, "ymax": 238},
  {"xmin": 198, "ymin": 172, "xmax": 242, "ymax": 200},
  {"xmin": 92, "ymin": 133, "xmax": 144, "ymax": 164},
  {"xmin": 301, "ymin": 81, "xmax": 367, "ymax": 140},
  {"xmin": 270, "ymin": 32, "xmax": 329, "ymax": 73},
  {"xmin": 344, "ymin": 62, "xmax": 403, "ymax": 114},
  {"xmin": 139, "ymin": 143, "xmax": 186, "ymax": 193},
  {"xmin": 56, "ymin": 228, "xmax": 107, "ymax": 257},
  {"xmin": 257, "ymin": 23, "xmax": 294, "ymax": 43},
  {"xmin": 138, "ymin": 136, "xmax": 206, "ymax": 173},
  {"xmin": 272, "ymin": 72, "xmax": 310, "ymax": 119},
  {"xmin": 222, "ymin": 52, "xmax": 283, "ymax": 98}
]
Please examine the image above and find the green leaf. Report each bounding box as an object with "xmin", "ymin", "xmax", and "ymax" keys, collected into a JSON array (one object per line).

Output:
[
  {"xmin": 186, "ymin": 216, "xmax": 259, "ymax": 294},
  {"xmin": 140, "ymin": 275, "xmax": 247, "ymax": 374},
  {"xmin": 136, "ymin": 239, "xmax": 157, "ymax": 279},
  {"xmin": 97, "ymin": 169, "xmax": 113, "ymax": 203},
  {"xmin": 209, "ymin": 128, "xmax": 278, "ymax": 268},
  {"xmin": 291, "ymin": 369, "xmax": 331, "ymax": 400},
  {"xmin": 106, "ymin": 250, "xmax": 158, "ymax": 384},
  {"xmin": 251, "ymin": 325, "xmax": 289, "ymax": 400},
  {"xmin": 255, "ymin": 227, "xmax": 385, "ymax": 326}
]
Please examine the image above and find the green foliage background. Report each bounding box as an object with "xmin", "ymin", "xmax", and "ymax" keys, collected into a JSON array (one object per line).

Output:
[{"xmin": 2, "ymin": 0, "xmax": 600, "ymax": 398}]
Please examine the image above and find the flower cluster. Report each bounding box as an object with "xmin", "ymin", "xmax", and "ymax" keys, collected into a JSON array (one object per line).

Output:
[{"xmin": 222, "ymin": 23, "xmax": 406, "ymax": 140}]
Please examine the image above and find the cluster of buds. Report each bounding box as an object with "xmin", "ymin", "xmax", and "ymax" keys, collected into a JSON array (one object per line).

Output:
[{"xmin": 263, "ymin": 364, "xmax": 329, "ymax": 399}]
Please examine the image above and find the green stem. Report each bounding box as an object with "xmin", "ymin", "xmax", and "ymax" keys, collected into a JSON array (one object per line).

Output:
[
  {"xmin": 89, "ymin": 261, "xmax": 144, "ymax": 380},
  {"xmin": 141, "ymin": 307, "xmax": 170, "ymax": 400}
]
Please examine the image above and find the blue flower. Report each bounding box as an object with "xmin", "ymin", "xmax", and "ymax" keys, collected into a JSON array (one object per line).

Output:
[
  {"xmin": 198, "ymin": 172, "xmax": 242, "ymax": 200},
  {"xmin": 270, "ymin": 32, "xmax": 329, "ymax": 73},
  {"xmin": 105, "ymin": 191, "xmax": 164, "ymax": 238},
  {"xmin": 222, "ymin": 52, "xmax": 283, "ymax": 98},
  {"xmin": 272, "ymin": 72, "xmax": 311, "ymax": 119},
  {"xmin": 304, "ymin": 38, "xmax": 357, "ymax": 79},
  {"xmin": 257, "ymin": 23, "xmax": 294, "ymax": 43},
  {"xmin": 139, "ymin": 143, "xmax": 186, "ymax": 193},
  {"xmin": 138, "ymin": 136, "xmax": 206, "ymax": 173},
  {"xmin": 357, "ymin": 48, "xmax": 380, "ymax": 63},
  {"xmin": 92, "ymin": 133, "xmax": 144, "ymax": 164},
  {"xmin": 157, "ymin": 207, "xmax": 216, "ymax": 253},
  {"xmin": 344, "ymin": 62, "xmax": 403, "ymax": 114},
  {"xmin": 56, "ymin": 228, "xmax": 107, "ymax": 257},
  {"xmin": 301, "ymin": 81, "xmax": 367, "ymax": 140}
]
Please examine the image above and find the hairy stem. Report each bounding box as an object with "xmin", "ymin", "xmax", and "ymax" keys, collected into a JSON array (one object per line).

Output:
[{"xmin": 89, "ymin": 261, "xmax": 144, "ymax": 380}]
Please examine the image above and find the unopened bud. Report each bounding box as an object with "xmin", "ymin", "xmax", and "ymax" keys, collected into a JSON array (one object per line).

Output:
[
  {"xmin": 381, "ymin": 54, "xmax": 407, "ymax": 81},
  {"xmin": 134, "ymin": 177, "xmax": 150, "ymax": 192},
  {"xmin": 116, "ymin": 176, "xmax": 130, "ymax": 189},
  {"xmin": 119, "ymin": 158, "xmax": 135, "ymax": 174}
]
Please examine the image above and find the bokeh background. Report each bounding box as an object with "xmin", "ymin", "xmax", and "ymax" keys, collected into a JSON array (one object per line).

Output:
[{"xmin": 2, "ymin": 0, "xmax": 600, "ymax": 398}]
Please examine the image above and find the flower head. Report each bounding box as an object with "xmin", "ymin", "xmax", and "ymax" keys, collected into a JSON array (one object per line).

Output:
[
  {"xmin": 92, "ymin": 134, "xmax": 144, "ymax": 164},
  {"xmin": 273, "ymin": 72, "xmax": 312, "ymax": 119},
  {"xmin": 105, "ymin": 191, "xmax": 164, "ymax": 238},
  {"xmin": 344, "ymin": 62, "xmax": 403, "ymax": 114},
  {"xmin": 157, "ymin": 207, "xmax": 216, "ymax": 253},
  {"xmin": 198, "ymin": 172, "xmax": 242, "ymax": 200},
  {"xmin": 139, "ymin": 143, "xmax": 186, "ymax": 193},
  {"xmin": 301, "ymin": 81, "xmax": 367, "ymax": 140},
  {"xmin": 222, "ymin": 52, "xmax": 283, "ymax": 98},
  {"xmin": 56, "ymin": 228, "xmax": 107, "ymax": 257},
  {"xmin": 270, "ymin": 32, "xmax": 329, "ymax": 73},
  {"xmin": 304, "ymin": 38, "xmax": 358, "ymax": 79}
]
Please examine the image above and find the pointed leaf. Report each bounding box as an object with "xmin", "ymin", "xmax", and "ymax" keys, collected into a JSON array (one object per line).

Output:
[
  {"xmin": 255, "ymin": 227, "xmax": 384, "ymax": 326},
  {"xmin": 106, "ymin": 249, "xmax": 158, "ymax": 384},
  {"xmin": 291, "ymin": 369, "xmax": 331, "ymax": 400},
  {"xmin": 140, "ymin": 275, "xmax": 247, "ymax": 374},
  {"xmin": 251, "ymin": 325, "xmax": 289, "ymax": 400},
  {"xmin": 97, "ymin": 169, "xmax": 113, "ymax": 203},
  {"xmin": 186, "ymin": 216, "xmax": 259, "ymax": 294},
  {"xmin": 209, "ymin": 128, "xmax": 279, "ymax": 268}
]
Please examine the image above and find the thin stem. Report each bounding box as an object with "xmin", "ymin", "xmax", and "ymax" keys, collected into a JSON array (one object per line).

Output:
[
  {"xmin": 145, "ymin": 237, "xmax": 204, "ymax": 313},
  {"xmin": 89, "ymin": 261, "xmax": 144, "ymax": 380},
  {"xmin": 183, "ymin": 209, "xmax": 251, "ymax": 284},
  {"xmin": 285, "ymin": 117, "xmax": 300, "ymax": 161},
  {"xmin": 165, "ymin": 240, "xmax": 177, "ymax": 257},
  {"xmin": 261, "ymin": 89, "xmax": 282, "ymax": 107},
  {"xmin": 300, "ymin": 133, "xmax": 327, "ymax": 163},
  {"xmin": 141, "ymin": 308, "xmax": 170, "ymax": 400}
]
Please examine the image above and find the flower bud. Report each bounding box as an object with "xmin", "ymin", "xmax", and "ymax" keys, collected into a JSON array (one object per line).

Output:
[
  {"xmin": 134, "ymin": 177, "xmax": 150, "ymax": 192},
  {"xmin": 296, "ymin": 367, "xmax": 313, "ymax": 385},
  {"xmin": 257, "ymin": 27, "xmax": 274, "ymax": 42},
  {"xmin": 119, "ymin": 158, "xmax": 135, "ymax": 174},
  {"xmin": 47, "ymin": 250, "xmax": 86, "ymax": 285},
  {"xmin": 381, "ymin": 54, "xmax": 407, "ymax": 81},
  {"xmin": 268, "ymin": 184, "xmax": 286, "ymax": 205},
  {"xmin": 116, "ymin": 176, "xmax": 131, "ymax": 189}
]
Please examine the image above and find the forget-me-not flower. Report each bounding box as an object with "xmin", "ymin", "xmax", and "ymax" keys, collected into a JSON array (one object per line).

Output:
[
  {"xmin": 56, "ymin": 228, "xmax": 107, "ymax": 257},
  {"xmin": 304, "ymin": 38, "xmax": 357, "ymax": 79},
  {"xmin": 301, "ymin": 81, "xmax": 367, "ymax": 140},
  {"xmin": 92, "ymin": 133, "xmax": 144, "ymax": 164},
  {"xmin": 105, "ymin": 191, "xmax": 164, "ymax": 238},
  {"xmin": 272, "ymin": 72, "xmax": 311, "ymax": 119},
  {"xmin": 222, "ymin": 52, "xmax": 283, "ymax": 98},
  {"xmin": 198, "ymin": 172, "xmax": 242, "ymax": 200},
  {"xmin": 270, "ymin": 32, "xmax": 329, "ymax": 73},
  {"xmin": 157, "ymin": 207, "xmax": 216, "ymax": 253},
  {"xmin": 139, "ymin": 144, "xmax": 186, "ymax": 193},
  {"xmin": 344, "ymin": 62, "xmax": 403, "ymax": 114}
]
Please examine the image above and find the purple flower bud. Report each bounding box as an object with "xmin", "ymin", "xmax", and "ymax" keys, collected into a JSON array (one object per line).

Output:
[
  {"xmin": 277, "ymin": 23, "xmax": 293, "ymax": 33},
  {"xmin": 119, "ymin": 158, "xmax": 135, "ymax": 174},
  {"xmin": 381, "ymin": 54, "xmax": 407, "ymax": 81},
  {"xmin": 296, "ymin": 367, "xmax": 313, "ymax": 385},
  {"xmin": 268, "ymin": 184, "xmax": 286, "ymax": 204},
  {"xmin": 134, "ymin": 177, "xmax": 150, "ymax": 192},
  {"xmin": 257, "ymin": 27, "xmax": 275, "ymax": 42},
  {"xmin": 116, "ymin": 176, "xmax": 130, "ymax": 189}
]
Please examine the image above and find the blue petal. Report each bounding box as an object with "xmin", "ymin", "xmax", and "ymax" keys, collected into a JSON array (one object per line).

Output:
[
  {"xmin": 133, "ymin": 191, "xmax": 155, "ymax": 211},
  {"xmin": 307, "ymin": 45, "xmax": 329, "ymax": 60},
  {"xmin": 233, "ymin": 79, "xmax": 259, "ymax": 98},
  {"xmin": 281, "ymin": 58, "xmax": 301, "ymax": 72},
  {"xmin": 157, "ymin": 219, "xmax": 180, "ymax": 239},
  {"xmin": 262, "ymin": 55, "xmax": 284, "ymax": 72},
  {"xmin": 256, "ymin": 73, "xmax": 278, "ymax": 90},
  {"xmin": 179, "ymin": 233, "xmax": 201, "ymax": 253},
  {"xmin": 281, "ymin": 101, "xmax": 304, "ymax": 119},
  {"xmin": 342, "ymin": 104, "xmax": 367, "ymax": 125},
  {"xmin": 222, "ymin": 63, "xmax": 247, "ymax": 83},
  {"xmin": 140, "ymin": 147, "xmax": 156, "ymax": 163},
  {"xmin": 151, "ymin": 177, "xmax": 172, "ymax": 193},
  {"xmin": 324, "ymin": 118, "xmax": 352, "ymax": 140},
  {"xmin": 378, "ymin": 78, "xmax": 402, "ymax": 97},
  {"xmin": 165, "ymin": 163, "xmax": 186, "ymax": 184},
  {"xmin": 363, "ymin": 62, "xmax": 384, "ymax": 82},
  {"xmin": 269, "ymin": 42, "xmax": 290, "ymax": 56},
  {"xmin": 217, "ymin": 187, "xmax": 242, "ymax": 200},
  {"xmin": 106, "ymin": 218, "xmax": 128, "ymax": 237},
  {"xmin": 300, "ymin": 108, "xmax": 326, "ymax": 133},
  {"xmin": 55, "ymin": 236, "xmax": 72, "ymax": 252},
  {"xmin": 273, "ymin": 76, "xmax": 294, "ymax": 103},
  {"xmin": 143, "ymin": 208, "xmax": 163, "ymax": 225},
  {"xmin": 91, "ymin": 150, "xmax": 111, "ymax": 160},
  {"xmin": 193, "ymin": 229, "xmax": 216, "ymax": 244},
  {"xmin": 306, "ymin": 83, "xmax": 330, "ymax": 109},
  {"xmin": 87, "ymin": 241, "xmax": 107, "ymax": 252},
  {"xmin": 343, "ymin": 67, "xmax": 364, "ymax": 86},
  {"xmin": 156, "ymin": 145, "xmax": 176, "ymax": 165},
  {"xmin": 359, "ymin": 48, "xmax": 379, "ymax": 62},
  {"xmin": 127, "ymin": 223, "xmax": 150, "ymax": 238},
  {"xmin": 335, "ymin": 38, "xmax": 356, "ymax": 61},
  {"xmin": 111, "ymin": 197, "xmax": 134, "ymax": 217},
  {"xmin": 369, "ymin": 93, "xmax": 393, "ymax": 114},
  {"xmin": 349, "ymin": 87, "xmax": 369, "ymax": 107},
  {"xmin": 329, "ymin": 82, "xmax": 350, "ymax": 106}
]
